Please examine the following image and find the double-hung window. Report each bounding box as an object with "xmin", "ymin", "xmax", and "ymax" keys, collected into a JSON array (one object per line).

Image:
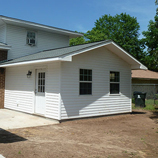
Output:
[
  {"xmin": 110, "ymin": 71, "xmax": 120, "ymax": 94},
  {"xmin": 27, "ymin": 31, "xmax": 36, "ymax": 46},
  {"xmin": 79, "ymin": 69, "xmax": 92, "ymax": 95}
]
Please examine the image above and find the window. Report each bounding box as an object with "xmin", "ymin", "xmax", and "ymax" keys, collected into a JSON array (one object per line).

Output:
[
  {"xmin": 110, "ymin": 71, "xmax": 120, "ymax": 94},
  {"xmin": 38, "ymin": 72, "xmax": 45, "ymax": 93},
  {"xmin": 79, "ymin": 69, "xmax": 92, "ymax": 95},
  {"xmin": 27, "ymin": 31, "xmax": 36, "ymax": 46}
]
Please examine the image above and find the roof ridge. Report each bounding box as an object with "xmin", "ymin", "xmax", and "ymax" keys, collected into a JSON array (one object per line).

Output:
[{"xmin": 43, "ymin": 40, "xmax": 112, "ymax": 52}]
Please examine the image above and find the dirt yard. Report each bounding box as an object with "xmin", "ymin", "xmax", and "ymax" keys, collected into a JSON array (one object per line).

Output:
[{"xmin": 0, "ymin": 109, "xmax": 158, "ymax": 158}]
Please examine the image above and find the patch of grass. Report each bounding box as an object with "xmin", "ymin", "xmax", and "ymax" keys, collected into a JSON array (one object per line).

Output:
[
  {"xmin": 132, "ymin": 99, "xmax": 158, "ymax": 111},
  {"xmin": 146, "ymin": 99, "xmax": 158, "ymax": 106},
  {"xmin": 144, "ymin": 104, "xmax": 156, "ymax": 111}
]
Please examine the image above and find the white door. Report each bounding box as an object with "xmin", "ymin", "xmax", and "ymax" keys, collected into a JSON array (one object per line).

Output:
[{"xmin": 35, "ymin": 69, "xmax": 46, "ymax": 115}]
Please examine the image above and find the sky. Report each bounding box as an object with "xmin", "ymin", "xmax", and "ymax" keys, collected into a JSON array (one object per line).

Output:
[{"xmin": 0, "ymin": 0, "xmax": 157, "ymax": 39}]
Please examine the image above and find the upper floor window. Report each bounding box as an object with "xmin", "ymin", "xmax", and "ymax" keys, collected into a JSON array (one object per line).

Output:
[
  {"xmin": 110, "ymin": 71, "xmax": 120, "ymax": 94},
  {"xmin": 79, "ymin": 69, "xmax": 92, "ymax": 95},
  {"xmin": 27, "ymin": 31, "xmax": 36, "ymax": 46}
]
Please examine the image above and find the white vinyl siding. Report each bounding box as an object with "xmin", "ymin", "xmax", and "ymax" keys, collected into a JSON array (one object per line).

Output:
[
  {"xmin": 5, "ymin": 61, "xmax": 61, "ymax": 120},
  {"xmin": 60, "ymin": 47, "xmax": 131, "ymax": 120},
  {"xmin": 0, "ymin": 24, "xmax": 5, "ymax": 43},
  {"xmin": 45, "ymin": 62, "xmax": 61, "ymax": 119},
  {"xmin": 5, "ymin": 66, "xmax": 34, "ymax": 113},
  {"xmin": 6, "ymin": 24, "xmax": 69, "ymax": 60}
]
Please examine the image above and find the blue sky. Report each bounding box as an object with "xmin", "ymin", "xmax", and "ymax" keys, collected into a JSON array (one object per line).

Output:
[{"xmin": 0, "ymin": 0, "xmax": 157, "ymax": 38}]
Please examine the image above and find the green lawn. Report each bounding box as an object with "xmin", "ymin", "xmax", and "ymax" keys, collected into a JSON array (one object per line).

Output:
[{"xmin": 132, "ymin": 99, "xmax": 158, "ymax": 111}]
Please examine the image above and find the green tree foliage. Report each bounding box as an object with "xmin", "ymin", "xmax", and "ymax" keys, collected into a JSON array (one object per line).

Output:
[
  {"xmin": 141, "ymin": 1, "xmax": 158, "ymax": 71},
  {"xmin": 86, "ymin": 13, "xmax": 143, "ymax": 60},
  {"xmin": 70, "ymin": 13, "xmax": 143, "ymax": 61},
  {"xmin": 69, "ymin": 33, "xmax": 86, "ymax": 46}
]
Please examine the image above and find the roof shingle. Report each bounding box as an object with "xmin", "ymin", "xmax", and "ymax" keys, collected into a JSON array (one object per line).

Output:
[
  {"xmin": 132, "ymin": 70, "xmax": 158, "ymax": 79},
  {"xmin": 0, "ymin": 40, "xmax": 111, "ymax": 65}
]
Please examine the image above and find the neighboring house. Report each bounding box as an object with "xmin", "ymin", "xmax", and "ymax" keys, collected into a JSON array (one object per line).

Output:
[
  {"xmin": 132, "ymin": 70, "xmax": 158, "ymax": 99},
  {"xmin": 0, "ymin": 16, "xmax": 147, "ymax": 121}
]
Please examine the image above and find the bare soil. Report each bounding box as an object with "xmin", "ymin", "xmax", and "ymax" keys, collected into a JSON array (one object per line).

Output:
[{"xmin": 0, "ymin": 109, "xmax": 158, "ymax": 158}]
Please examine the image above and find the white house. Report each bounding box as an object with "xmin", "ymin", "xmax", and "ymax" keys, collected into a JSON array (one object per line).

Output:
[{"xmin": 0, "ymin": 16, "xmax": 147, "ymax": 121}]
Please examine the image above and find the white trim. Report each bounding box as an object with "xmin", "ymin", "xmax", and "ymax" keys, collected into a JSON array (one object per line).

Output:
[
  {"xmin": 33, "ymin": 68, "xmax": 36, "ymax": 113},
  {"xmin": 0, "ymin": 16, "xmax": 82, "ymax": 38},
  {"xmin": 0, "ymin": 56, "xmax": 72, "ymax": 67},
  {"xmin": 109, "ymin": 71, "xmax": 120, "ymax": 95},
  {"xmin": 0, "ymin": 57, "xmax": 60, "ymax": 67},
  {"xmin": 58, "ymin": 62, "xmax": 61, "ymax": 121},
  {"xmin": 79, "ymin": 68, "xmax": 93, "ymax": 95},
  {"xmin": 129, "ymin": 71, "xmax": 132, "ymax": 112},
  {"xmin": 111, "ymin": 42, "xmax": 147, "ymax": 70},
  {"xmin": 62, "ymin": 41, "xmax": 112, "ymax": 59},
  {"xmin": 0, "ymin": 41, "xmax": 147, "ymax": 70},
  {"xmin": 4, "ymin": 23, "xmax": 7, "ymax": 43}
]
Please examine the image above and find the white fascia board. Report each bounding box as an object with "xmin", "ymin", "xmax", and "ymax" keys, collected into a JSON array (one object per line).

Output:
[
  {"xmin": 111, "ymin": 42, "xmax": 148, "ymax": 70},
  {"xmin": 0, "ymin": 57, "xmax": 61, "ymax": 67},
  {"xmin": 131, "ymin": 65, "xmax": 147, "ymax": 70},
  {"xmin": 60, "ymin": 41, "xmax": 147, "ymax": 70},
  {"xmin": 61, "ymin": 41, "xmax": 112, "ymax": 59},
  {"xmin": 1, "ymin": 17, "xmax": 82, "ymax": 37},
  {"xmin": 60, "ymin": 56, "xmax": 72, "ymax": 61},
  {"xmin": 0, "ymin": 56, "xmax": 73, "ymax": 67}
]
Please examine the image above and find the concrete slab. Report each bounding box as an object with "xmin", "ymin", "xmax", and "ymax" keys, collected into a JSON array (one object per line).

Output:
[{"xmin": 0, "ymin": 109, "xmax": 59, "ymax": 130}]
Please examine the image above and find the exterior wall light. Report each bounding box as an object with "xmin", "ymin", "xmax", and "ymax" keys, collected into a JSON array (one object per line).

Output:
[{"xmin": 27, "ymin": 70, "xmax": 32, "ymax": 78}]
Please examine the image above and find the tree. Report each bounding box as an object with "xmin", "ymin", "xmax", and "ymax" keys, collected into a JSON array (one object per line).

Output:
[
  {"xmin": 69, "ymin": 36, "xmax": 86, "ymax": 46},
  {"xmin": 86, "ymin": 13, "xmax": 143, "ymax": 60},
  {"xmin": 141, "ymin": 1, "xmax": 158, "ymax": 71},
  {"xmin": 70, "ymin": 13, "xmax": 143, "ymax": 60},
  {"xmin": 69, "ymin": 33, "xmax": 86, "ymax": 46}
]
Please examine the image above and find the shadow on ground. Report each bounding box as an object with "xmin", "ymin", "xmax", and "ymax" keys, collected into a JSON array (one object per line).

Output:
[
  {"xmin": 131, "ymin": 111, "xmax": 146, "ymax": 114},
  {"xmin": 149, "ymin": 111, "xmax": 158, "ymax": 123},
  {"xmin": 0, "ymin": 128, "xmax": 27, "ymax": 143}
]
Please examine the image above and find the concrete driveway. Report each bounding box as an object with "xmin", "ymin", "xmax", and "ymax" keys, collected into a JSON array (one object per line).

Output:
[{"xmin": 0, "ymin": 109, "xmax": 59, "ymax": 130}]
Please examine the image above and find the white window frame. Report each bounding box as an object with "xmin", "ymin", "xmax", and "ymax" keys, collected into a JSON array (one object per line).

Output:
[
  {"xmin": 79, "ymin": 69, "xmax": 92, "ymax": 95},
  {"xmin": 110, "ymin": 71, "xmax": 120, "ymax": 94},
  {"xmin": 26, "ymin": 31, "xmax": 36, "ymax": 46}
]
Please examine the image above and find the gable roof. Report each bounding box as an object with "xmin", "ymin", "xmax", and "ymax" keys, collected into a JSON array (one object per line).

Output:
[
  {"xmin": 0, "ymin": 15, "xmax": 83, "ymax": 38},
  {"xmin": 132, "ymin": 70, "xmax": 158, "ymax": 79},
  {"xmin": 0, "ymin": 40, "xmax": 147, "ymax": 70}
]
